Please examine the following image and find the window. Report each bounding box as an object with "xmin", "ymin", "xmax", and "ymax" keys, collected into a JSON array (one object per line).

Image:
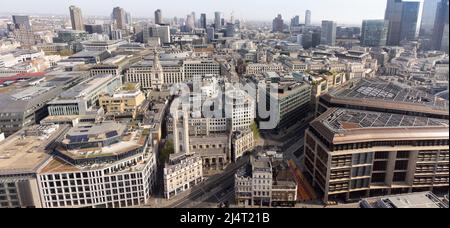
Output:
[
  {"xmin": 373, "ymin": 161, "xmax": 388, "ymax": 171},
  {"xmin": 371, "ymin": 173, "xmax": 386, "ymax": 183},
  {"xmin": 395, "ymin": 160, "xmax": 409, "ymax": 171},
  {"xmin": 393, "ymin": 172, "xmax": 407, "ymax": 182},
  {"xmin": 397, "ymin": 151, "xmax": 410, "ymax": 159}
]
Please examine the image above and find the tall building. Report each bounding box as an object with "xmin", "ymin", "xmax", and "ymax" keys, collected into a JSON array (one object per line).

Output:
[
  {"xmin": 385, "ymin": 0, "xmax": 406, "ymax": 45},
  {"xmin": 291, "ymin": 15, "xmax": 300, "ymax": 27},
  {"xmin": 432, "ymin": 0, "xmax": 449, "ymax": 52},
  {"xmin": 272, "ymin": 14, "xmax": 284, "ymax": 33},
  {"xmin": 69, "ymin": 5, "xmax": 84, "ymax": 31},
  {"xmin": 385, "ymin": 0, "xmax": 422, "ymax": 45},
  {"xmin": 361, "ymin": 20, "xmax": 389, "ymax": 47},
  {"xmin": 185, "ymin": 14, "xmax": 195, "ymax": 31},
  {"xmin": 200, "ymin": 13, "xmax": 207, "ymax": 29},
  {"xmin": 112, "ymin": 7, "xmax": 126, "ymax": 29},
  {"xmin": 420, "ymin": 0, "xmax": 440, "ymax": 37},
  {"xmin": 12, "ymin": 15, "xmax": 31, "ymax": 30},
  {"xmin": 305, "ymin": 10, "xmax": 312, "ymax": 26},
  {"xmin": 191, "ymin": 12, "xmax": 196, "ymax": 28},
  {"xmin": 321, "ymin": 20, "xmax": 337, "ymax": 46},
  {"xmin": 155, "ymin": 9, "xmax": 162, "ymax": 25},
  {"xmin": 125, "ymin": 12, "xmax": 132, "ymax": 26},
  {"xmin": 400, "ymin": 1, "xmax": 421, "ymax": 41},
  {"xmin": 214, "ymin": 12, "xmax": 222, "ymax": 30},
  {"xmin": 304, "ymin": 108, "xmax": 449, "ymax": 203}
]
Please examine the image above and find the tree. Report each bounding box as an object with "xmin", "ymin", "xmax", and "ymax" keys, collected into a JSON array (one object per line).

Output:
[
  {"xmin": 159, "ymin": 140, "xmax": 175, "ymax": 164},
  {"xmin": 250, "ymin": 121, "xmax": 260, "ymax": 140}
]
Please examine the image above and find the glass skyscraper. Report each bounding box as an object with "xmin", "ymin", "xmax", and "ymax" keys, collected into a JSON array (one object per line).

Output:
[{"xmin": 361, "ymin": 20, "xmax": 389, "ymax": 47}]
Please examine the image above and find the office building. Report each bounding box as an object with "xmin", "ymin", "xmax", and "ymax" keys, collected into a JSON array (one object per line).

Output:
[
  {"xmin": 0, "ymin": 72, "xmax": 87, "ymax": 137},
  {"xmin": 12, "ymin": 15, "xmax": 31, "ymax": 31},
  {"xmin": 84, "ymin": 24, "xmax": 104, "ymax": 34},
  {"xmin": 185, "ymin": 14, "xmax": 195, "ymax": 32},
  {"xmin": 304, "ymin": 108, "xmax": 449, "ymax": 203},
  {"xmin": 268, "ymin": 80, "xmax": 312, "ymax": 132},
  {"xmin": 47, "ymin": 74, "xmax": 122, "ymax": 116},
  {"xmin": 385, "ymin": 0, "xmax": 405, "ymax": 45},
  {"xmin": 321, "ymin": 20, "xmax": 337, "ymax": 46},
  {"xmin": 246, "ymin": 63, "xmax": 283, "ymax": 75},
  {"xmin": 231, "ymin": 130, "xmax": 255, "ymax": 162},
  {"xmin": 0, "ymin": 124, "xmax": 68, "ymax": 208},
  {"xmin": 112, "ymin": 7, "xmax": 126, "ymax": 30},
  {"xmin": 361, "ymin": 20, "xmax": 389, "ymax": 47},
  {"xmin": 99, "ymin": 83, "xmax": 146, "ymax": 118},
  {"xmin": 305, "ymin": 10, "xmax": 312, "ymax": 26},
  {"xmin": 225, "ymin": 89, "xmax": 256, "ymax": 131},
  {"xmin": 385, "ymin": 0, "xmax": 422, "ymax": 45},
  {"xmin": 200, "ymin": 13, "xmax": 207, "ymax": 29},
  {"xmin": 81, "ymin": 39, "xmax": 127, "ymax": 52},
  {"xmin": 291, "ymin": 16, "xmax": 300, "ymax": 27},
  {"xmin": 69, "ymin": 5, "xmax": 84, "ymax": 31},
  {"xmin": 400, "ymin": 1, "xmax": 421, "ymax": 41},
  {"xmin": 420, "ymin": 0, "xmax": 440, "ymax": 37},
  {"xmin": 273, "ymin": 14, "xmax": 284, "ymax": 33},
  {"xmin": 214, "ymin": 12, "xmax": 222, "ymax": 30},
  {"xmin": 38, "ymin": 122, "xmax": 157, "ymax": 208},
  {"xmin": 163, "ymin": 154, "xmax": 203, "ymax": 199},
  {"xmin": 432, "ymin": 0, "xmax": 449, "ymax": 52},
  {"xmin": 235, "ymin": 153, "xmax": 298, "ymax": 207},
  {"xmin": 155, "ymin": 9, "xmax": 162, "ymax": 25}
]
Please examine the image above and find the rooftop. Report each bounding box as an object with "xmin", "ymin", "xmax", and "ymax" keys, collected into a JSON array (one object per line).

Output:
[
  {"xmin": 53, "ymin": 74, "xmax": 117, "ymax": 100},
  {"xmin": 360, "ymin": 192, "xmax": 448, "ymax": 209},
  {"xmin": 326, "ymin": 78, "xmax": 449, "ymax": 113},
  {"xmin": 0, "ymin": 125, "xmax": 65, "ymax": 175},
  {"xmin": 311, "ymin": 108, "xmax": 449, "ymax": 144}
]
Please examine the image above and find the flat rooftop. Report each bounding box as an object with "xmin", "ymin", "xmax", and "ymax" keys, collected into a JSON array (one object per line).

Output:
[
  {"xmin": 0, "ymin": 125, "xmax": 63, "ymax": 175},
  {"xmin": 54, "ymin": 74, "xmax": 116, "ymax": 100},
  {"xmin": 322, "ymin": 109, "xmax": 449, "ymax": 133},
  {"xmin": 361, "ymin": 192, "xmax": 448, "ymax": 208},
  {"xmin": 311, "ymin": 108, "xmax": 449, "ymax": 144},
  {"xmin": 327, "ymin": 78, "xmax": 449, "ymax": 112}
]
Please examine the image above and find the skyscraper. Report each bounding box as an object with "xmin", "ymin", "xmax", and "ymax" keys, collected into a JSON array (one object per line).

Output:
[
  {"xmin": 12, "ymin": 15, "xmax": 31, "ymax": 30},
  {"xmin": 155, "ymin": 9, "xmax": 162, "ymax": 25},
  {"xmin": 191, "ymin": 12, "xmax": 196, "ymax": 28},
  {"xmin": 399, "ymin": 1, "xmax": 421, "ymax": 41},
  {"xmin": 321, "ymin": 20, "xmax": 337, "ymax": 46},
  {"xmin": 69, "ymin": 5, "xmax": 84, "ymax": 31},
  {"xmin": 214, "ymin": 12, "xmax": 222, "ymax": 30},
  {"xmin": 125, "ymin": 12, "xmax": 132, "ymax": 26},
  {"xmin": 432, "ymin": 0, "xmax": 449, "ymax": 52},
  {"xmin": 291, "ymin": 16, "xmax": 300, "ymax": 27},
  {"xmin": 200, "ymin": 13, "xmax": 207, "ymax": 29},
  {"xmin": 361, "ymin": 20, "xmax": 389, "ymax": 47},
  {"xmin": 385, "ymin": 0, "xmax": 422, "ymax": 45},
  {"xmin": 112, "ymin": 7, "xmax": 126, "ymax": 30},
  {"xmin": 186, "ymin": 14, "xmax": 195, "ymax": 31},
  {"xmin": 305, "ymin": 10, "xmax": 312, "ymax": 26},
  {"xmin": 385, "ymin": 0, "xmax": 405, "ymax": 45},
  {"xmin": 420, "ymin": 0, "xmax": 440, "ymax": 37},
  {"xmin": 272, "ymin": 14, "xmax": 284, "ymax": 33}
]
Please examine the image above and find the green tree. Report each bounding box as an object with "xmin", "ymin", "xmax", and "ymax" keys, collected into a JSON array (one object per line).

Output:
[
  {"xmin": 251, "ymin": 121, "xmax": 260, "ymax": 140},
  {"xmin": 160, "ymin": 140, "xmax": 175, "ymax": 164}
]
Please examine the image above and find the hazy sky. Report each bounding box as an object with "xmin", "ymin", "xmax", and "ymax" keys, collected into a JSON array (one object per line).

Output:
[{"xmin": 1, "ymin": 0, "xmax": 389, "ymax": 25}]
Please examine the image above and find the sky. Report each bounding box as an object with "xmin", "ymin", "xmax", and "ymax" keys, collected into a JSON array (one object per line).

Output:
[{"xmin": 0, "ymin": 0, "xmax": 390, "ymax": 25}]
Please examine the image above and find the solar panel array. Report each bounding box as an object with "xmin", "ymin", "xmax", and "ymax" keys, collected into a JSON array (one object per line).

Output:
[
  {"xmin": 68, "ymin": 135, "xmax": 89, "ymax": 143},
  {"xmin": 334, "ymin": 79, "xmax": 449, "ymax": 110},
  {"xmin": 324, "ymin": 109, "xmax": 449, "ymax": 132}
]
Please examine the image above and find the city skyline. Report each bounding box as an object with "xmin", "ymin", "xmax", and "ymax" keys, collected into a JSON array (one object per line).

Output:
[{"xmin": 0, "ymin": 0, "xmax": 391, "ymax": 25}]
